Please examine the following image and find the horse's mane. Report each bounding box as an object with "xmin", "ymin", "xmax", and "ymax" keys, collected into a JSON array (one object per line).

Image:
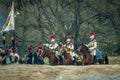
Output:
[
  {"xmin": 42, "ymin": 45, "xmax": 54, "ymax": 53},
  {"xmin": 63, "ymin": 47, "xmax": 71, "ymax": 54},
  {"xmin": 81, "ymin": 44, "xmax": 90, "ymax": 53}
]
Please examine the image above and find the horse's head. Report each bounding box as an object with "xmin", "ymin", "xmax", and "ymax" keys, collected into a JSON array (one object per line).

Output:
[
  {"xmin": 0, "ymin": 47, "xmax": 5, "ymax": 55},
  {"xmin": 77, "ymin": 44, "xmax": 90, "ymax": 53},
  {"xmin": 39, "ymin": 46, "xmax": 47, "ymax": 59},
  {"xmin": 61, "ymin": 44, "xmax": 71, "ymax": 55}
]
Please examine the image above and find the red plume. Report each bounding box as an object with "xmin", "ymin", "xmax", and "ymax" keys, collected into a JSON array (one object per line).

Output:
[
  {"xmin": 50, "ymin": 35, "xmax": 55, "ymax": 39},
  {"xmin": 66, "ymin": 35, "xmax": 72, "ymax": 39}
]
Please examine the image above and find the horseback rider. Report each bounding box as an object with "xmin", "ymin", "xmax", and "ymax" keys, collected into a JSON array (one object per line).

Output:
[
  {"xmin": 49, "ymin": 35, "xmax": 59, "ymax": 50},
  {"xmin": 63, "ymin": 35, "xmax": 75, "ymax": 60},
  {"xmin": 10, "ymin": 47, "xmax": 19, "ymax": 64},
  {"xmin": 43, "ymin": 35, "xmax": 65, "ymax": 65},
  {"xmin": 43, "ymin": 35, "xmax": 60, "ymax": 56},
  {"xmin": 86, "ymin": 31, "xmax": 97, "ymax": 64}
]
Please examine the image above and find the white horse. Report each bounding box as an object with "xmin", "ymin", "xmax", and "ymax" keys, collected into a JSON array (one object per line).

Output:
[{"xmin": 10, "ymin": 52, "xmax": 20, "ymax": 64}]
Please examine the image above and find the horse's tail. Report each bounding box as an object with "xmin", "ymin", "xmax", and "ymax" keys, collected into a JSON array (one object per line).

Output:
[{"xmin": 104, "ymin": 53, "xmax": 109, "ymax": 64}]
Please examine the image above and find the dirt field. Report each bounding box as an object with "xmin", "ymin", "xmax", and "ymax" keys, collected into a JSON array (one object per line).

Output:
[{"xmin": 0, "ymin": 64, "xmax": 120, "ymax": 80}]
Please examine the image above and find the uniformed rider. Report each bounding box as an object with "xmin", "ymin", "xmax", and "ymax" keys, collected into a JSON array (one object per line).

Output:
[{"xmin": 86, "ymin": 31, "xmax": 97, "ymax": 64}]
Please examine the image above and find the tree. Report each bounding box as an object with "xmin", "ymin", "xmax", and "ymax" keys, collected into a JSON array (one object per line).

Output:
[{"xmin": 0, "ymin": 0, "xmax": 120, "ymax": 56}]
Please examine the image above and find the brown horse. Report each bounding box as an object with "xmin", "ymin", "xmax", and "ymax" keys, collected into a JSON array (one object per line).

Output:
[
  {"xmin": 78, "ymin": 44, "xmax": 109, "ymax": 65},
  {"xmin": 61, "ymin": 44, "xmax": 84, "ymax": 65},
  {"xmin": 40, "ymin": 46, "xmax": 59, "ymax": 65},
  {"xmin": 61, "ymin": 46, "xmax": 73, "ymax": 65},
  {"xmin": 96, "ymin": 51, "xmax": 109, "ymax": 64},
  {"xmin": 78, "ymin": 44, "xmax": 93, "ymax": 65}
]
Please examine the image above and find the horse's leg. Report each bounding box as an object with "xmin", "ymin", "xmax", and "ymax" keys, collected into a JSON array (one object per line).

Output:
[
  {"xmin": 11, "ymin": 56, "xmax": 15, "ymax": 63},
  {"xmin": 59, "ymin": 56, "xmax": 64, "ymax": 65},
  {"xmin": 98, "ymin": 53, "xmax": 108, "ymax": 64},
  {"xmin": 49, "ymin": 58, "xmax": 54, "ymax": 65},
  {"xmin": 104, "ymin": 53, "xmax": 109, "ymax": 64},
  {"xmin": 64, "ymin": 60, "xmax": 67, "ymax": 65},
  {"xmin": 50, "ymin": 58, "xmax": 57, "ymax": 65},
  {"xmin": 15, "ymin": 54, "xmax": 19, "ymax": 64},
  {"xmin": 55, "ymin": 58, "xmax": 59, "ymax": 65},
  {"xmin": 97, "ymin": 59, "xmax": 101, "ymax": 64},
  {"xmin": 64, "ymin": 59, "xmax": 70, "ymax": 65},
  {"xmin": 99, "ymin": 59, "xmax": 103, "ymax": 64}
]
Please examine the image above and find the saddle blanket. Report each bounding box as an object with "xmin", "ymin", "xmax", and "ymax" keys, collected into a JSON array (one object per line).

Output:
[{"xmin": 96, "ymin": 51, "xmax": 102, "ymax": 59}]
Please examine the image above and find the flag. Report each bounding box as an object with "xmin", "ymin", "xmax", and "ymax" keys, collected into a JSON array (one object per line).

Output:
[{"xmin": 1, "ymin": 1, "xmax": 15, "ymax": 34}]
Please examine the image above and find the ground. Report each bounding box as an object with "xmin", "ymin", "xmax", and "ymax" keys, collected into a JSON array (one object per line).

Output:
[{"xmin": 0, "ymin": 64, "xmax": 120, "ymax": 80}]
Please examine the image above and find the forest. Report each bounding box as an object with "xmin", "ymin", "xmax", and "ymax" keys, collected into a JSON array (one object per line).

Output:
[{"xmin": 0, "ymin": 0, "xmax": 120, "ymax": 56}]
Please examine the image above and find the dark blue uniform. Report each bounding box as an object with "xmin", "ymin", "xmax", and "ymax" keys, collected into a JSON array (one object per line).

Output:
[{"xmin": 27, "ymin": 50, "xmax": 33, "ymax": 64}]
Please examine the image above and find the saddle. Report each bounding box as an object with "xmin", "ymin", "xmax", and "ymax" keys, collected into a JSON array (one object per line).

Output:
[{"xmin": 96, "ymin": 51, "xmax": 102, "ymax": 59}]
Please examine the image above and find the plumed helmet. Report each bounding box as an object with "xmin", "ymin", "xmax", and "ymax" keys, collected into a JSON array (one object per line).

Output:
[
  {"xmin": 36, "ymin": 48, "xmax": 39, "ymax": 52},
  {"xmin": 50, "ymin": 35, "xmax": 55, "ymax": 42},
  {"xmin": 28, "ymin": 44, "xmax": 33, "ymax": 51},
  {"xmin": 66, "ymin": 35, "xmax": 72, "ymax": 42},
  {"xmin": 89, "ymin": 31, "xmax": 96, "ymax": 39}
]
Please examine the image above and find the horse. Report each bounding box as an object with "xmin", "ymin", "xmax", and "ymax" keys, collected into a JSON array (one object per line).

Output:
[
  {"xmin": 96, "ymin": 51, "xmax": 109, "ymax": 64},
  {"xmin": 0, "ymin": 47, "xmax": 7, "ymax": 64},
  {"xmin": 9, "ymin": 53, "xmax": 20, "ymax": 64},
  {"xmin": 61, "ymin": 46, "xmax": 73, "ymax": 65},
  {"xmin": 78, "ymin": 44, "xmax": 93, "ymax": 65},
  {"xmin": 78, "ymin": 44, "xmax": 109, "ymax": 65},
  {"xmin": 61, "ymin": 44, "xmax": 84, "ymax": 65},
  {"xmin": 40, "ymin": 46, "xmax": 59, "ymax": 65}
]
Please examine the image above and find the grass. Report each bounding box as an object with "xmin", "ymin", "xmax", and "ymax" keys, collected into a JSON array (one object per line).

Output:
[
  {"xmin": 43, "ymin": 56, "xmax": 120, "ymax": 65},
  {"xmin": 108, "ymin": 56, "xmax": 120, "ymax": 64},
  {"xmin": 43, "ymin": 57, "xmax": 49, "ymax": 65}
]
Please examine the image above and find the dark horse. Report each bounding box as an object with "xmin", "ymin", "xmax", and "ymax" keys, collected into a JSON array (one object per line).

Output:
[
  {"xmin": 78, "ymin": 44, "xmax": 92, "ymax": 65},
  {"xmin": 96, "ymin": 51, "xmax": 109, "ymax": 64},
  {"xmin": 40, "ymin": 46, "xmax": 59, "ymax": 65},
  {"xmin": 0, "ymin": 47, "xmax": 7, "ymax": 64},
  {"xmin": 78, "ymin": 44, "xmax": 109, "ymax": 65}
]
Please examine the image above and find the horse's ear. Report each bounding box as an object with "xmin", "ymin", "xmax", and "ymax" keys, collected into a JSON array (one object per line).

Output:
[{"xmin": 81, "ymin": 43, "xmax": 84, "ymax": 45}]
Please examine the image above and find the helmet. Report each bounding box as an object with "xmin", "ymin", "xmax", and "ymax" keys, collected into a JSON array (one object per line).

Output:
[
  {"xmin": 66, "ymin": 35, "xmax": 72, "ymax": 42},
  {"xmin": 50, "ymin": 35, "xmax": 55, "ymax": 42},
  {"xmin": 89, "ymin": 31, "xmax": 96, "ymax": 39}
]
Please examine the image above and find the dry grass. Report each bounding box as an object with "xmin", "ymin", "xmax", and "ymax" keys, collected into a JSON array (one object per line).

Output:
[
  {"xmin": 0, "ymin": 56, "xmax": 120, "ymax": 80},
  {"xmin": 0, "ymin": 64, "xmax": 120, "ymax": 80},
  {"xmin": 108, "ymin": 56, "xmax": 120, "ymax": 64}
]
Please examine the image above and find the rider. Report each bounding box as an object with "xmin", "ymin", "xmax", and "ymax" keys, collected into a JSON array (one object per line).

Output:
[
  {"xmin": 86, "ymin": 31, "xmax": 97, "ymax": 64},
  {"xmin": 43, "ymin": 35, "xmax": 60, "ymax": 56},
  {"xmin": 34, "ymin": 43, "xmax": 44, "ymax": 64},
  {"xmin": 10, "ymin": 47, "xmax": 19, "ymax": 64},
  {"xmin": 64, "ymin": 35, "xmax": 74, "ymax": 60},
  {"xmin": 48, "ymin": 35, "xmax": 59, "ymax": 50}
]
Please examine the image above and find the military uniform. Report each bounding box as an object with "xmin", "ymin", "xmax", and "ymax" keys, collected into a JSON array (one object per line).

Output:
[
  {"xmin": 64, "ymin": 35, "xmax": 75, "ymax": 60},
  {"xmin": 34, "ymin": 46, "xmax": 44, "ymax": 64},
  {"xmin": 49, "ymin": 35, "xmax": 59, "ymax": 51},
  {"xmin": 87, "ymin": 39, "xmax": 97, "ymax": 56},
  {"xmin": 86, "ymin": 32, "xmax": 97, "ymax": 64},
  {"xmin": 27, "ymin": 44, "xmax": 33, "ymax": 64},
  {"xmin": 43, "ymin": 35, "xmax": 60, "ymax": 57}
]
